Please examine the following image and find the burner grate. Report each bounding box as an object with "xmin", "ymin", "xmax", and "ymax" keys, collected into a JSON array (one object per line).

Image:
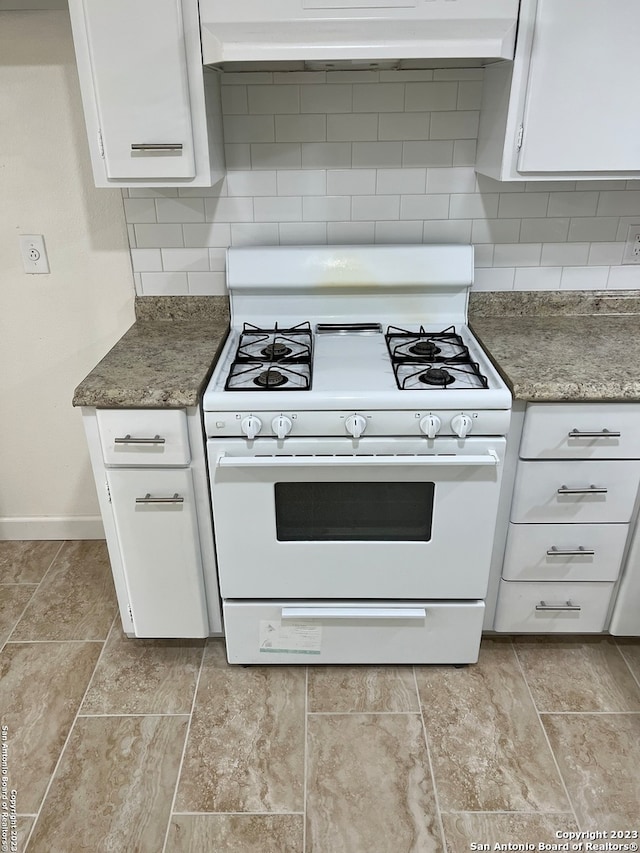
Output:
[{"xmin": 225, "ymin": 321, "xmax": 313, "ymax": 391}]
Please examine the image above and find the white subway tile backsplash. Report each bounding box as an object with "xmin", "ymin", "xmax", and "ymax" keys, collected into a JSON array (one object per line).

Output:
[
  {"xmin": 183, "ymin": 223, "xmax": 231, "ymax": 248},
  {"xmin": 607, "ymin": 266, "xmax": 640, "ymax": 289},
  {"xmin": 301, "ymin": 85, "xmax": 352, "ymax": 113},
  {"xmin": 430, "ymin": 111, "xmax": 479, "ymax": 139},
  {"xmin": 471, "ymin": 219, "xmax": 520, "ymax": 244},
  {"xmin": 251, "ymin": 143, "xmax": 302, "ymax": 169},
  {"xmin": 380, "ymin": 70, "xmax": 434, "ymax": 82},
  {"xmin": 327, "ymin": 168, "xmax": 376, "ymax": 195},
  {"xmin": 326, "ymin": 70, "xmax": 378, "ymax": 83},
  {"xmin": 279, "ymin": 222, "xmax": 328, "ymax": 244},
  {"xmin": 519, "ymin": 217, "xmax": 570, "ymax": 243},
  {"xmin": 352, "ymin": 141, "xmax": 402, "ymax": 168},
  {"xmin": 540, "ymin": 242, "xmax": 589, "ymax": 267},
  {"xmin": 326, "ymin": 221, "xmax": 375, "ymax": 243},
  {"xmin": 374, "ymin": 220, "xmax": 424, "ymax": 243},
  {"xmin": 226, "ymin": 170, "xmax": 277, "ymax": 197},
  {"xmin": 472, "ymin": 268, "xmax": 515, "ymax": 291},
  {"xmin": 567, "ymin": 216, "xmax": 619, "ymax": 242},
  {"xmin": 223, "ymin": 72, "xmax": 273, "ymax": 85},
  {"xmin": 513, "ymin": 267, "xmax": 561, "ymax": 291},
  {"xmin": 155, "ymin": 197, "xmax": 205, "ymax": 223},
  {"xmin": 498, "ymin": 193, "xmax": 549, "ymax": 219},
  {"xmin": 400, "ymin": 194, "xmax": 450, "ymax": 220},
  {"xmin": 278, "ymin": 169, "xmax": 326, "ymax": 196},
  {"xmin": 130, "ymin": 248, "xmax": 162, "ymax": 272},
  {"xmin": 327, "ymin": 113, "xmax": 378, "ymax": 141},
  {"xmin": 450, "ymin": 193, "xmax": 498, "ymax": 219},
  {"xmin": 161, "ymin": 248, "xmax": 209, "ymax": 272},
  {"xmin": 588, "ymin": 242, "xmax": 624, "ymax": 266},
  {"xmin": 248, "ymin": 85, "xmax": 299, "ymax": 114},
  {"xmin": 524, "ymin": 181, "xmax": 575, "ymax": 193},
  {"xmin": 273, "ymin": 71, "xmax": 326, "ymax": 85},
  {"xmin": 187, "ymin": 271, "xmax": 227, "ymax": 295},
  {"xmin": 616, "ymin": 217, "xmax": 640, "ymax": 242},
  {"xmin": 140, "ymin": 272, "xmax": 188, "ymax": 295},
  {"xmin": 352, "ymin": 194, "xmax": 400, "ymax": 221},
  {"xmin": 596, "ymin": 191, "xmax": 640, "ymax": 217},
  {"xmin": 405, "ymin": 82, "xmax": 457, "ymax": 112},
  {"xmin": 276, "ymin": 114, "xmax": 326, "ymax": 142},
  {"xmin": 560, "ymin": 266, "xmax": 609, "ymax": 290},
  {"xmin": 253, "ymin": 196, "xmax": 302, "ymax": 222},
  {"xmin": 547, "ymin": 192, "xmax": 598, "ymax": 217},
  {"xmin": 452, "ymin": 139, "xmax": 477, "ymax": 166},
  {"xmin": 205, "ymin": 196, "xmax": 254, "ymax": 222},
  {"xmin": 123, "ymin": 198, "xmax": 156, "ymax": 223},
  {"xmin": 494, "ymin": 243, "xmax": 542, "ymax": 267},
  {"xmin": 456, "ymin": 81, "xmax": 483, "ymax": 111},
  {"xmin": 402, "ymin": 141, "xmax": 453, "ymax": 167},
  {"xmin": 127, "ymin": 225, "xmax": 136, "ymax": 247},
  {"xmin": 230, "ymin": 223, "xmax": 280, "ymax": 246},
  {"xmin": 221, "ymin": 86, "xmax": 248, "ymax": 115},
  {"xmin": 223, "ymin": 115, "xmax": 275, "ymax": 144},
  {"xmin": 434, "ymin": 69, "xmax": 483, "ymax": 81},
  {"xmin": 473, "ymin": 244, "xmax": 494, "ymax": 267},
  {"xmin": 134, "ymin": 224, "xmax": 183, "ymax": 248},
  {"xmin": 379, "ymin": 112, "xmax": 429, "ymax": 141},
  {"xmin": 353, "ymin": 83, "xmax": 405, "ymax": 113},
  {"xmin": 575, "ymin": 180, "xmax": 623, "ymax": 191},
  {"xmin": 225, "ymin": 143, "xmax": 252, "ymax": 170},
  {"xmin": 208, "ymin": 248, "xmax": 227, "ymax": 270},
  {"xmin": 426, "ymin": 166, "xmax": 476, "ymax": 194},
  {"xmin": 301, "ymin": 142, "xmax": 352, "ymax": 168},
  {"xmin": 303, "ymin": 195, "xmax": 351, "ymax": 221},
  {"xmin": 376, "ymin": 168, "xmax": 426, "ymax": 195},
  {"xmin": 422, "ymin": 219, "xmax": 472, "ymax": 243}
]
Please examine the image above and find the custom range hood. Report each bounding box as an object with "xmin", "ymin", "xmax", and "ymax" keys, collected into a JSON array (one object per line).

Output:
[{"xmin": 199, "ymin": 0, "xmax": 520, "ymax": 68}]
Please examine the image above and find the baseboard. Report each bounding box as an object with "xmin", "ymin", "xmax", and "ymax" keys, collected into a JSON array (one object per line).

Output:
[{"xmin": 0, "ymin": 516, "xmax": 105, "ymax": 540}]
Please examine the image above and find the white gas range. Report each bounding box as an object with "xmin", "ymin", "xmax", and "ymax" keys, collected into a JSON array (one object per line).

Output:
[{"xmin": 203, "ymin": 245, "xmax": 511, "ymax": 665}]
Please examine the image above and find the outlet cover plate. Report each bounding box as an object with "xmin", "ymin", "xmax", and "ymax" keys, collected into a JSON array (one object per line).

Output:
[
  {"xmin": 19, "ymin": 234, "xmax": 50, "ymax": 274},
  {"xmin": 622, "ymin": 224, "xmax": 640, "ymax": 265}
]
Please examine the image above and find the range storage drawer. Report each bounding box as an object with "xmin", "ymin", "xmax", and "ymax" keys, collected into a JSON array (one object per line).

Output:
[
  {"xmin": 520, "ymin": 403, "xmax": 640, "ymax": 460},
  {"xmin": 223, "ymin": 600, "xmax": 485, "ymax": 664},
  {"xmin": 494, "ymin": 580, "xmax": 614, "ymax": 633},
  {"xmin": 503, "ymin": 522, "xmax": 628, "ymax": 582},
  {"xmin": 97, "ymin": 409, "xmax": 190, "ymax": 466},
  {"xmin": 510, "ymin": 460, "xmax": 640, "ymax": 524}
]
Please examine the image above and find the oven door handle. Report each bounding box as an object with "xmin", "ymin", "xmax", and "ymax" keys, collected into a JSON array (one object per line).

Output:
[
  {"xmin": 281, "ymin": 607, "xmax": 427, "ymax": 620},
  {"xmin": 215, "ymin": 450, "xmax": 500, "ymax": 468}
]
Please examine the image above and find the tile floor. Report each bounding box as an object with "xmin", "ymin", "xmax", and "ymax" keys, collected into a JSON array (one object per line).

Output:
[{"xmin": 1, "ymin": 540, "xmax": 639, "ymax": 853}]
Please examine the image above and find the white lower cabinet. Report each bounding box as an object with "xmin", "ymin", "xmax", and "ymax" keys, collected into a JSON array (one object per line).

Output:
[
  {"xmin": 81, "ymin": 406, "xmax": 221, "ymax": 638},
  {"xmin": 494, "ymin": 403, "xmax": 640, "ymax": 633}
]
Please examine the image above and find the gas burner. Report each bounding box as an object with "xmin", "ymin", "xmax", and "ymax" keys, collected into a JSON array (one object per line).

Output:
[
  {"xmin": 261, "ymin": 342, "xmax": 292, "ymax": 360},
  {"xmin": 419, "ymin": 367, "xmax": 455, "ymax": 387},
  {"xmin": 409, "ymin": 341, "xmax": 442, "ymax": 358},
  {"xmin": 254, "ymin": 369, "xmax": 288, "ymax": 388}
]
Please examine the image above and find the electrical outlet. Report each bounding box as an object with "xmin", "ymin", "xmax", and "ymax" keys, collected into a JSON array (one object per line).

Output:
[
  {"xmin": 19, "ymin": 234, "xmax": 50, "ymax": 274},
  {"xmin": 622, "ymin": 225, "xmax": 640, "ymax": 265}
]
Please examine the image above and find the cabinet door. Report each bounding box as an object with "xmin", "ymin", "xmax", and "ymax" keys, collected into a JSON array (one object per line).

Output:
[
  {"xmin": 108, "ymin": 468, "xmax": 209, "ymax": 637},
  {"xmin": 82, "ymin": 0, "xmax": 196, "ymax": 180},
  {"xmin": 518, "ymin": 0, "xmax": 640, "ymax": 173}
]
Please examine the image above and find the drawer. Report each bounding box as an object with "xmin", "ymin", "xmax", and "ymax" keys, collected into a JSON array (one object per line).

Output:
[
  {"xmin": 223, "ymin": 599, "xmax": 485, "ymax": 664},
  {"xmin": 494, "ymin": 580, "xmax": 614, "ymax": 633},
  {"xmin": 97, "ymin": 409, "xmax": 190, "ymax": 466},
  {"xmin": 520, "ymin": 403, "xmax": 640, "ymax": 460},
  {"xmin": 510, "ymin": 460, "xmax": 640, "ymax": 524},
  {"xmin": 503, "ymin": 522, "xmax": 628, "ymax": 582}
]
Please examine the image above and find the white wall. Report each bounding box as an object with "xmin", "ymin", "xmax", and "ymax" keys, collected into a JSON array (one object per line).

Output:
[
  {"xmin": 0, "ymin": 10, "xmax": 134, "ymax": 539},
  {"xmin": 126, "ymin": 68, "xmax": 640, "ymax": 295}
]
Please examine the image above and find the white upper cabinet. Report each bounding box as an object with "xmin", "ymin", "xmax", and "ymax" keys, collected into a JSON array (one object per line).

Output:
[
  {"xmin": 476, "ymin": 0, "xmax": 640, "ymax": 181},
  {"xmin": 68, "ymin": 0, "xmax": 224, "ymax": 187}
]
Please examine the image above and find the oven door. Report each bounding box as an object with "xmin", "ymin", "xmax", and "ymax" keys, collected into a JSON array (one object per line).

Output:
[{"xmin": 208, "ymin": 436, "xmax": 506, "ymax": 599}]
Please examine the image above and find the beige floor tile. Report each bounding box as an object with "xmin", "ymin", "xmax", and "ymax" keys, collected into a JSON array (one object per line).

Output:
[
  {"xmin": 415, "ymin": 639, "xmax": 569, "ymax": 812},
  {"xmin": 616, "ymin": 638, "xmax": 640, "ymax": 685},
  {"xmin": 0, "ymin": 540, "xmax": 60, "ymax": 584},
  {"xmin": 81, "ymin": 624, "xmax": 204, "ymax": 715},
  {"xmin": 441, "ymin": 813, "xmax": 579, "ymax": 852},
  {"xmin": 15, "ymin": 816, "xmax": 35, "ymax": 851},
  {"xmin": 543, "ymin": 713, "xmax": 640, "ymax": 828},
  {"xmin": 0, "ymin": 585, "xmax": 36, "ymax": 646},
  {"xmin": 306, "ymin": 713, "xmax": 442, "ymax": 853},
  {"xmin": 175, "ymin": 641, "xmax": 305, "ymax": 813},
  {"xmin": 10, "ymin": 540, "xmax": 116, "ymax": 641},
  {"xmin": 308, "ymin": 666, "xmax": 419, "ymax": 712},
  {"xmin": 0, "ymin": 642, "xmax": 102, "ymax": 813},
  {"xmin": 514, "ymin": 636, "xmax": 640, "ymax": 711},
  {"xmin": 166, "ymin": 814, "xmax": 304, "ymax": 853},
  {"xmin": 28, "ymin": 715, "xmax": 188, "ymax": 853}
]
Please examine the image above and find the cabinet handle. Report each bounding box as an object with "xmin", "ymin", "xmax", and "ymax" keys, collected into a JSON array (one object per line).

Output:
[
  {"xmin": 536, "ymin": 600, "xmax": 581, "ymax": 612},
  {"xmin": 135, "ymin": 493, "xmax": 184, "ymax": 504},
  {"xmin": 568, "ymin": 428, "xmax": 621, "ymax": 438},
  {"xmin": 557, "ymin": 484, "xmax": 608, "ymax": 495},
  {"xmin": 114, "ymin": 434, "xmax": 166, "ymax": 445},
  {"xmin": 131, "ymin": 143, "xmax": 183, "ymax": 152},
  {"xmin": 547, "ymin": 546, "xmax": 595, "ymax": 556}
]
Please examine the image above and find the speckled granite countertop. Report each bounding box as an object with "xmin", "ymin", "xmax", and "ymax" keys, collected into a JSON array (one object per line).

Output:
[
  {"xmin": 72, "ymin": 297, "xmax": 230, "ymax": 408},
  {"xmin": 469, "ymin": 291, "xmax": 640, "ymax": 402}
]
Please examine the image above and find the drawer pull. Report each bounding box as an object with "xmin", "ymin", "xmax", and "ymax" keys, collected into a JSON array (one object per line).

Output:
[
  {"xmin": 568, "ymin": 428, "xmax": 621, "ymax": 438},
  {"xmin": 535, "ymin": 600, "xmax": 582, "ymax": 612},
  {"xmin": 135, "ymin": 493, "xmax": 184, "ymax": 504},
  {"xmin": 557, "ymin": 484, "xmax": 608, "ymax": 495},
  {"xmin": 114, "ymin": 434, "xmax": 166, "ymax": 445},
  {"xmin": 131, "ymin": 143, "xmax": 183, "ymax": 152},
  {"xmin": 282, "ymin": 606, "xmax": 426, "ymax": 620},
  {"xmin": 547, "ymin": 545, "xmax": 595, "ymax": 556}
]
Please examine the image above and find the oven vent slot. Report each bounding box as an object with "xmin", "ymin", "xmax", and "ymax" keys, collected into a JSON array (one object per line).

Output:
[{"xmin": 316, "ymin": 323, "xmax": 382, "ymax": 335}]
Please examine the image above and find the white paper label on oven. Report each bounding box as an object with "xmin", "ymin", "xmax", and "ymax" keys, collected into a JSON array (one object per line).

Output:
[{"xmin": 259, "ymin": 620, "xmax": 322, "ymax": 655}]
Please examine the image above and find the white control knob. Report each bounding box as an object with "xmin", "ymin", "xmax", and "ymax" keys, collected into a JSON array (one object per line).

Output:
[
  {"xmin": 451, "ymin": 414, "xmax": 473, "ymax": 438},
  {"xmin": 419, "ymin": 414, "xmax": 441, "ymax": 439},
  {"xmin": 241, "ymin": 415, "xmax": 262, "ymax": 440},
  {"xmin": 345, "ymin": 414, "xmax": 367, "ymax": 439},
  {"xmin": 271, "ymin": 415, "xmax": 293, "ymax": 440}
]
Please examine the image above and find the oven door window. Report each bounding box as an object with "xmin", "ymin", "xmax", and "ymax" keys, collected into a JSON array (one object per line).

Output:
[{"xmin": 274, "ymin": 481, "xmax": 434, "ymax": 542}]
